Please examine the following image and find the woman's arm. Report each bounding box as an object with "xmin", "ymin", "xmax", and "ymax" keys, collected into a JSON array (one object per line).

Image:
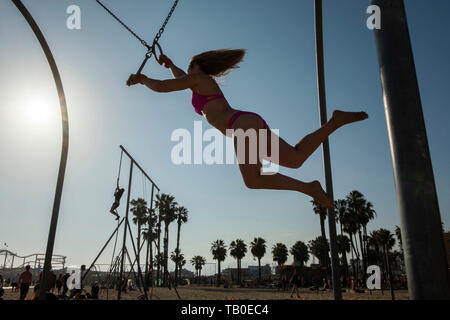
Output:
[
  {"xmin": 159, "ymin": 54, "xmax": 186, "ymax": 79},
  {"xmin": 169, "ymin": 64, "xmax": 187, "ymax": 79},
  {"xmin": 127, "ymin": 73, "xmax": 200, "ymax": 92}
]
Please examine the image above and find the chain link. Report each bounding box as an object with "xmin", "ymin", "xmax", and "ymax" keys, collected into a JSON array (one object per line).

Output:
[
  {"xmin": 95, "ymin": 0, "xmax": 151, "ymax": 50},
  {"xmin": 153, "ymin": 0, "xmax": 179, "ymax": 45},
  {"xmin": 95, "ymin": 0, "xmax": 179, "ymax": 53}
]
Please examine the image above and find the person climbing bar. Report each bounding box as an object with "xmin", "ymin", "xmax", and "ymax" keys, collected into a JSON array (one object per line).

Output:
[
  {"xmin": 126, "ymin": 49, "xmax": 368, "ymax": 208},
  {"xmin": 110, "ymin": 187, "xmax": 125, "ymax": 220}
]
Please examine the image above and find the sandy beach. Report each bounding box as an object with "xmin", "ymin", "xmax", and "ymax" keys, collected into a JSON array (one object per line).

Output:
[{"xmin": 2, "ymin": 285, "xmax": 409, "ymax": 300}]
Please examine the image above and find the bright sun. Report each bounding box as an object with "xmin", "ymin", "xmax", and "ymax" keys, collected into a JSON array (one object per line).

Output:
[{"xmin": 20, "ymin": 97, "xmax": 56, "ymax": 126}]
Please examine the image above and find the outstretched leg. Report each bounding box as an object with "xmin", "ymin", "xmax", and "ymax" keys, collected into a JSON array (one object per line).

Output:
[
  {"xmin": 231, "ymin": 113, "xmax": 334, "ymax": 208},
  {"xmin": 269, "ymin": 110, "xmax": 368, "ymax": 169}
]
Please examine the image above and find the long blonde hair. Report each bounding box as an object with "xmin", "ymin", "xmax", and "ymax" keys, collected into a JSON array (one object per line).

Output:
[{"xmin": 190, "ymin": 49, "xmax": 246, "ymax": 78}]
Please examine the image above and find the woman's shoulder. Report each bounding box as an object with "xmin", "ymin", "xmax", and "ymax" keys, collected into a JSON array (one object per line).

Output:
[{"xmin": 191, "ymin": 74, "xmax": 221, "ymax": 94}]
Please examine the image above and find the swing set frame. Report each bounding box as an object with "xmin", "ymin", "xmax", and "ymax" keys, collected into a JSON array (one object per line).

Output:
[{"xmin": 81, "ymin": 145, "xmax": 178, "ymax": 300}]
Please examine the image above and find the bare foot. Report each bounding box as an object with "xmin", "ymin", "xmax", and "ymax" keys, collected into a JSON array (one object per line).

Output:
[
  {"xmin": 310, "ymin": 181, "xmax": 334, "ymax": 209},
  {"xmin": 331, "ymin": 110, "xmax": 368, "ymax": 129}
]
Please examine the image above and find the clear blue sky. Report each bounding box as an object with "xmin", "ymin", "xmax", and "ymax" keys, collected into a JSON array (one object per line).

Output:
[{"xmin": 1, "ymin": 0, "xmax": 449, "ymax": 274}]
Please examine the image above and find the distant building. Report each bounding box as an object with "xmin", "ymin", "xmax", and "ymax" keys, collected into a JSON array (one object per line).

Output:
[
  {"xmin": 248, "ymin": 264, "xmax": 272, "ymax": 277},
  {"xmin": 222, "ymin": 268, "xmax": 251, "ymax": 281},
  {"xmin": 176, "ymin": 268, "xmax": 195, "ymax": 278},
  {"xmin": 443, "ymin": 231, "xmax": 450, "ymax": 268}
]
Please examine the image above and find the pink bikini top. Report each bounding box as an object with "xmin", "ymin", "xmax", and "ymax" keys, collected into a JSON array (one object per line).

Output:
[{"xmin": 191, "ymin": 91, "xmax": 225, "ymax": 115}]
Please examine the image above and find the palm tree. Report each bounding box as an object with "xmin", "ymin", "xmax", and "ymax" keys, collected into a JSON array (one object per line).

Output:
[
  {"xmin": 336, "ymin": 234, "xmax": 350, "ymax": 279},
  {"xmin": 143, "ymin": 207, "xmax": 158, "ymax": 274},
  {"xmin": 290, "ymin": 241, "xmax": 309, "ymax": 267},
  {"xmin": 130, "ymin": 197, "xmax": 148, "ymax": 284},
  {"xmin": 163, "ymin": 197, "xmax": 177, "ymax": 285},
  {"xmin": 346, "ymin": 191, "xmax": 365, "ymax": 271},
  {"xmin": 174, "ymin": 206, "xmax": 188, "ymax": 282},
  {"xmin": 271, "ymin": 243, "xmax": 288, "ymax": 271},
  {"xmin": 153, "ymin": 253, "xmax": 164, "ymax": 285},
  {"xmin": 178, "ymin": 257, "xmax": 187, "ymax": 278},
  {"xmin": 211, "ymin": 240, "xmax": 227, "ymax": 286},
  {"xmin": 341, "ymin": 193, "xmax": 361, "ymax": 278},
  {"xmin": 359, "ymin": 200, "xmax": 376, "ymax": 272},
  {"xmin": 371, "ymin": 228, "xmax": 396, "ymax": 299},
  {"xmin": 308, "ymin": 236, "xmax": 330, "ymax": 266},
  {"xmin": 367, "ymin": 233, "xmax": 382, "ymax": 266},
  {"xmin": 153, "ymin": 194, "xmax": 163, "ymax": 283},
  {"xmin": 250, "ymin": 238, "xmax": 267, "ymax": 284},
  {"xmin": 170, "ymin": 249, "xmax": 185, "ymax": 283},
  {"xmin": 190, "ymin": 256, "xmax": 206, "ymax": 283},
  {"xmin": 311, "ymin": 200, "xmax": 329, "ymax": 269},
  {"xmin": 229, "ymin": 239, "xmax": 247, "ymax": 286},
  {"xmin": 155, "ymin": 193, "xmax": 177, "ymax": 285},
  {"xmin": 334, "ymin": 199, "xmax": 348, "ymax": 237}
]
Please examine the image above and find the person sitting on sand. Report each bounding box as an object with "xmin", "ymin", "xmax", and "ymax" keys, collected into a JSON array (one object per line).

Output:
[{"xmin": 30, "ymin": 284, "xmax": 58, "ymax": 300}]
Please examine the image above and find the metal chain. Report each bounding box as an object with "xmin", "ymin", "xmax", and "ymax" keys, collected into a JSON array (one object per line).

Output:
[
  {"xmin": 95, "ymin": 0, "xmax": 180, "ymax": 54},
  {"xmin": 152, "ymin": 0, "xmax": 179, "ymax": 46},
  {"xmin": 95, "ymin": 0, "xmax": 151, "ymax": 50}
]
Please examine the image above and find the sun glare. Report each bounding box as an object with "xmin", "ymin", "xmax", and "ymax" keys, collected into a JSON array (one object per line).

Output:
[{"xmin": 20, "ymin": 97, "xmax": 57, "ymax": 126}]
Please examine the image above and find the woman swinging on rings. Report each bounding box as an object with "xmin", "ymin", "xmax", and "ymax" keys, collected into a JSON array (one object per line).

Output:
[{"xmin": 126, "ymin": 49, "xmax": 368, "ymax": 208}]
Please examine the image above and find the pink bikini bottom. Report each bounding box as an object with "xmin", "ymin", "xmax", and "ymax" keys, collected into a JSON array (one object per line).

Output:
[{"xmin": 228, "ymin": 111, "xmax": 268, "ymax": 130}]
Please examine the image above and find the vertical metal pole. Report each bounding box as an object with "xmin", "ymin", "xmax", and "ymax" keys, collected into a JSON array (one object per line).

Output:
[
  {"xmin": 11, "ymin": 0, "xmax": 70, "ymax": 301},
  {"xmin": 10, "ymin": 256, "xmax": 15, "ymax": 282},
  {"xmin": 314, "ymin": 0, "xmax": 342, "ymax": 300},
  {"xmin": 118, "ymin": 161, "xmax": 133, "ymax": 300},
  {"xmin": 371, "ymin": 0, "xmax": 450, "ymax": 299},
  {"xmin": 126, "ymin": 222, "xmax": 148, "ymax": 299},
  {"xmin": 145, "ymin": 184, "xmax": 155, "ymax": 274},
  {"xmin": 384, "ymin": 245, "xmax": 395, "ymax": 300}
]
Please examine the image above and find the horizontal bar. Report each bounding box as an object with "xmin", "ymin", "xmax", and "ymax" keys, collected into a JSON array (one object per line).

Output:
[{"xmin": 120, "ymin": 145, "xmax": 160, "ymax": 191}]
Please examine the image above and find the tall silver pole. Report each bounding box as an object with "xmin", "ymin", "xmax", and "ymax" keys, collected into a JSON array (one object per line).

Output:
[
  {"xmin": 11, "ymin": 0, "xmax": 69, "ymax": 300},
  {"xmin": 314, "ymin": 0, "xmax": 342, "ymax": 300},
  {"xmin": 117, "ymin": 161, "xmax": 133, "ymax": 300},
  {"xmin": 145, "ymin": 184, "xmax": 155, "ymax": 274},
  {"xmin": 371, "ymin": 0, "xmax": 450, "ymax": 299}
]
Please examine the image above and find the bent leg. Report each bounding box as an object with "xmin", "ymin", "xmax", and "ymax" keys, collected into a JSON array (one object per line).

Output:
[
  {"xmin": 263, "ymin": 118, "xmax": 337, "ymax": 169},
  {"xmin": 232, "ymin": 115, "xmax": 333, "ymax": 208}
]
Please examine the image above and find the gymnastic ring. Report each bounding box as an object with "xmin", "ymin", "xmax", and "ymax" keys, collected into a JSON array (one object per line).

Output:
[{"xmin": 152, "ymin": 42, "xmax": 164, "ymax": 65}]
